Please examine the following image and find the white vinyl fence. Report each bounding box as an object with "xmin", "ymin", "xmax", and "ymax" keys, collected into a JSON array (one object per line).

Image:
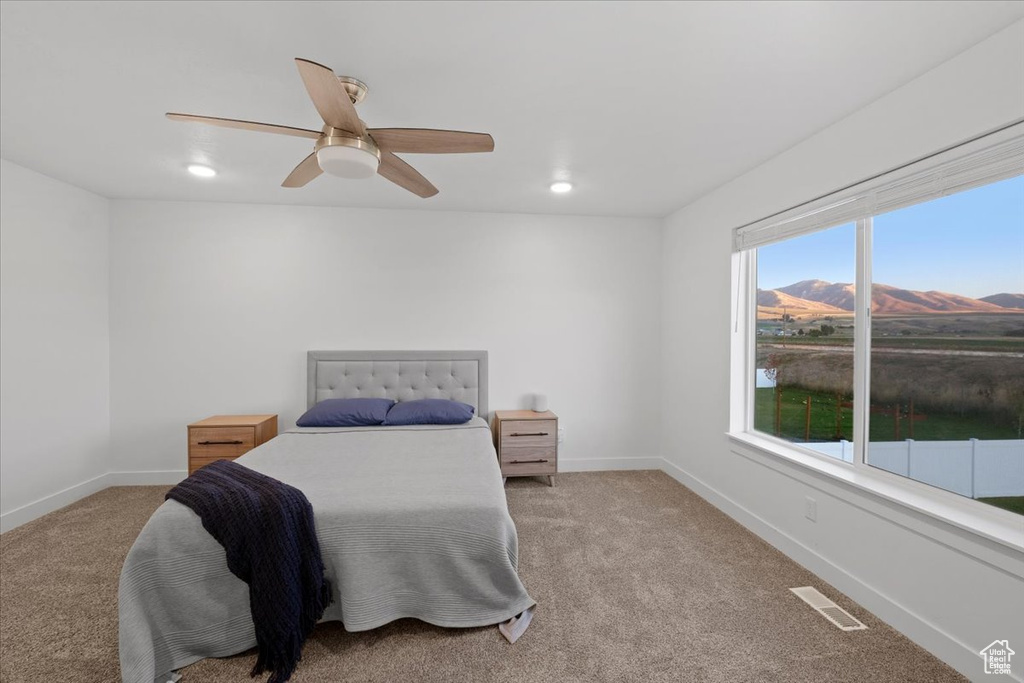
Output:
[{"xmin": 808, "ymin": 439, "xmax": 1024, "ymax": 498}]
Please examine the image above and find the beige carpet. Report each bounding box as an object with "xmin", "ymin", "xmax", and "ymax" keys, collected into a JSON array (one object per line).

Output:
[{"xmin": 0, "ymin": 471, "xmax": 963, "ymax": 682}]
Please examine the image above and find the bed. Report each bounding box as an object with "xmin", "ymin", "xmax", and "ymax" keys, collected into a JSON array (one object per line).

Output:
[{"xmin": 119, "ymin": 350, "xmax": 535, "ymax": 683}]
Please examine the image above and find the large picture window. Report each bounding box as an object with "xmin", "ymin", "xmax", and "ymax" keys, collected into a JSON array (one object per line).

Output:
[{"xmin": 735, "ymin": 127, "xmax": 1024, "ymax": 522}]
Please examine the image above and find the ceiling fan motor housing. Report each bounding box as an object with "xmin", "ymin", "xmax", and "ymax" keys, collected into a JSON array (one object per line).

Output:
[{"xmin": 336, "ymin": 76, "xmax": 368, "ymax": 104}]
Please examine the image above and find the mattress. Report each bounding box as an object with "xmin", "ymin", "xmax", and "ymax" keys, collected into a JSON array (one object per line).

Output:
[{"xmin": 118, "ymin": 417, "xmax": 535, "ymax": 683}]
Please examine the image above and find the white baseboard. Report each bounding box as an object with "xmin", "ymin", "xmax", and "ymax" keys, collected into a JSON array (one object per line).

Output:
[
  {"xmin": 558, "ymin": 456, "xmax": 662, "ymax": 472},
  {"xmin": 657, "ymin": 457, "xmax": 1003, "ymax": 683},
  {"xmin": 107, "ymin": 470, "xmax": 187, "ymax": 486},
  {"xmin": 0, "ymin": 472, "xmax": 111, "ymax": 533},
  {"xmin": 0, "ymin": 470, "xmax": 187, "ymax": 534}
]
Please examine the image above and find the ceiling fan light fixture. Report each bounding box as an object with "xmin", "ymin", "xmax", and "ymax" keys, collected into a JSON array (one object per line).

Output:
[
  {"xmin": 316, "ymin": 141, "xmax": 380, "ymax": 179},
  {"xmin": 187, "ymin": 164, "xmax": 216, "ymax": 178}
]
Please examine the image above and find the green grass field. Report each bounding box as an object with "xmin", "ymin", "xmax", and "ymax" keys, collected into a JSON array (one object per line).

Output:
[
  {"xmin": 753, "ymin": 386, "xmax": 1022, "ymax": 442},
  {"xmin": 754, "ymin": 387, "xmax": 1023, "ymax": 517},
  {"xmin": 978, "ymin": 497, "xmax": 1024, "ymax": 515}
]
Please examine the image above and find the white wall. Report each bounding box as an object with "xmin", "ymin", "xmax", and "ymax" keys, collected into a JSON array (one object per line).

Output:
[
  {"xmin": 0, "ymin": 159, "xmax": 111, "ymax": 529},
  {"xmin": 108, "ymin": 201, "xmax": 662, "ymax": 475},
  {"xmin": 660, "ymin": 21, "xmax": 1024, "ymax": 682}
]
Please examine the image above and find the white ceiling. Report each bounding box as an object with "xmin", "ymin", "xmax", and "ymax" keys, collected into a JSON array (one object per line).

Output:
[{"xmin": 2, "ymin": 2, "xmax": 1022, "ymax": 218}]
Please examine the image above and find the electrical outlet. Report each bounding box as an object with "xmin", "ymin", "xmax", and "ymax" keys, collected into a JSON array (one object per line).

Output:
[
  {"xmin": 557, "ymin": 427, "xmax": 565, "ymax": 444},
  {"xmin": 805, "ymin": 496, "xmax": 817, "ymax": 522}
]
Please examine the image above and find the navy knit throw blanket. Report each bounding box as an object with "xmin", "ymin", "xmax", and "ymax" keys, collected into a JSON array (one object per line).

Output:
[{"xmin": 166, "ymin": 459, "xmax": 333, "ymax": 683}]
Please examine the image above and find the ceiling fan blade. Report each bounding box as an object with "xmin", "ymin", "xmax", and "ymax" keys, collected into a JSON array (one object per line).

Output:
[
  {"xmin": 166, "ymin": 113, "xmax": 321, "ymax": 139},
  {"xmin": 294, "ymin": 58, "xmax": 363, "ymax": 134},
  {"xmin": 281, "ymin": 153, "xmax": 322, "ymax": 188},
  {"xmin": 368, "ymin": 128, "xmax": 494, "ymax": 154},
  {"xmin": 378, "ymin": 152, "xmax": 438, "ymax": 198}
]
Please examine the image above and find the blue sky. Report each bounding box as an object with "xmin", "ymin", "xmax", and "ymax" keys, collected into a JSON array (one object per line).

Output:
[{"xmin": 757, "ymin": 175, "xmax": 1024, "ymax": 299}]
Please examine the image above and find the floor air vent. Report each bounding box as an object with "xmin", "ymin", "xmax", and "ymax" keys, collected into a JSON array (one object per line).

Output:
[{"xmin": 790, "ymin": 587, "xmax": 868, "ymax": 631}]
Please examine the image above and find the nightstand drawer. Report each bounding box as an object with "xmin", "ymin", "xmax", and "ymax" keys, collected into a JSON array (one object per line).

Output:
[
  {"xmin": 500, "ymin": 420, "xmax": 557, "ymax": 450},
  {"xmin": 189, "ymin": 426, "xmax": 255, "ymax": 457},
  {"xmin": 501, "ymin": 457, "xmax": 557, "ymax": 477},
  {"xmin": 500, "ymin": 444, "xmax": 556, "ymax": 464}
]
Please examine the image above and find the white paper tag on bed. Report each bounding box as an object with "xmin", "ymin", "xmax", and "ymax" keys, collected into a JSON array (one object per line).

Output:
[{"xmin": 499, "ymin": 606, "xmax": 535, "ymax": 644}]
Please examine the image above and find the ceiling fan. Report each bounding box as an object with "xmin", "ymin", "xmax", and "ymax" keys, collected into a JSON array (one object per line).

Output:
[{"xmin": 167, "ymin": 58, "xmax": 494, "ymax": 198}]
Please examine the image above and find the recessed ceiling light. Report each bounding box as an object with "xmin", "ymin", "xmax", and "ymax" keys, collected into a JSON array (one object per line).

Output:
[
  {"xmin": 187, "ymin": 164, "xmax": 217, "ymax": 178},
  {"xmin": 550, "ymin": 181, "xmax": 572, "ymax": 193}
]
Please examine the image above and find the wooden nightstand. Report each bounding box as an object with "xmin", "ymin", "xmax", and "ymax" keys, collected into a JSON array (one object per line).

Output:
[
  {"xmin": 493, "ymin": 410, "xmax": 558, "ymax": 486},
  {"xmin": 187, "ymin": 414, "xmax": 278, "ymax": 474}
]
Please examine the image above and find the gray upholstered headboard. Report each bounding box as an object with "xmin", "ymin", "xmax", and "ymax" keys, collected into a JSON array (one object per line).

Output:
[{"xmin": 307, "ymin": 350, "xmax": 488, "ymax": 417}]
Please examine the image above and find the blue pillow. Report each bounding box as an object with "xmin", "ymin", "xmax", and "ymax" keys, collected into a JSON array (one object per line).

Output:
[
  {"xmin": 383, "ymin": 399, "xmax": 475, "ymax": 426},
  {"xmin": 296, "ymin": 398, "xmax": 395, "ymax": 427}
]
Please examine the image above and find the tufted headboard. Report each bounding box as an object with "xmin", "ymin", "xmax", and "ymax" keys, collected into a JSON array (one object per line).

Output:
[{"xmin": 307, "ymin": 350, "xmax": 488, "ymax": 417}]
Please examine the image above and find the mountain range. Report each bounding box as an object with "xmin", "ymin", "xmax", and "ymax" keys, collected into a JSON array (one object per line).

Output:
[
  {"xmin": 757, "ymin": 279, "xmax": 1024, "ymax": 316},
  {"xmin": 980, "ymin": 292, "xmax": 1024, "ymax": 309}
]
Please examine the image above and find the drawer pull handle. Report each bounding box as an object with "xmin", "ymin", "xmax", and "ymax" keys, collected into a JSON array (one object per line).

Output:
[
  {"xmin": 510, "ymin": 432, "xmax": 549, "ymax": 437},
  {"xmin": 198, "ymin": 440, "xmax": 244, "ymax": 445},
  {"xmin": 511, "ymin": 459, "xmax": 549, "ymax": 464}
]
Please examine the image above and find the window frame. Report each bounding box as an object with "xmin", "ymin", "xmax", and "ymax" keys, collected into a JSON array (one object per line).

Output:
[{"xmin": 728, "ymin": 125, "xmax": 1024, "ymax": 554}]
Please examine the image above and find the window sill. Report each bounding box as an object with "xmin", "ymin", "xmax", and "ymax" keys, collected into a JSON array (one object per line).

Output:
[{"xmin": 726, "ymin": 431, "xmax": 1024, "ymax": 571}]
